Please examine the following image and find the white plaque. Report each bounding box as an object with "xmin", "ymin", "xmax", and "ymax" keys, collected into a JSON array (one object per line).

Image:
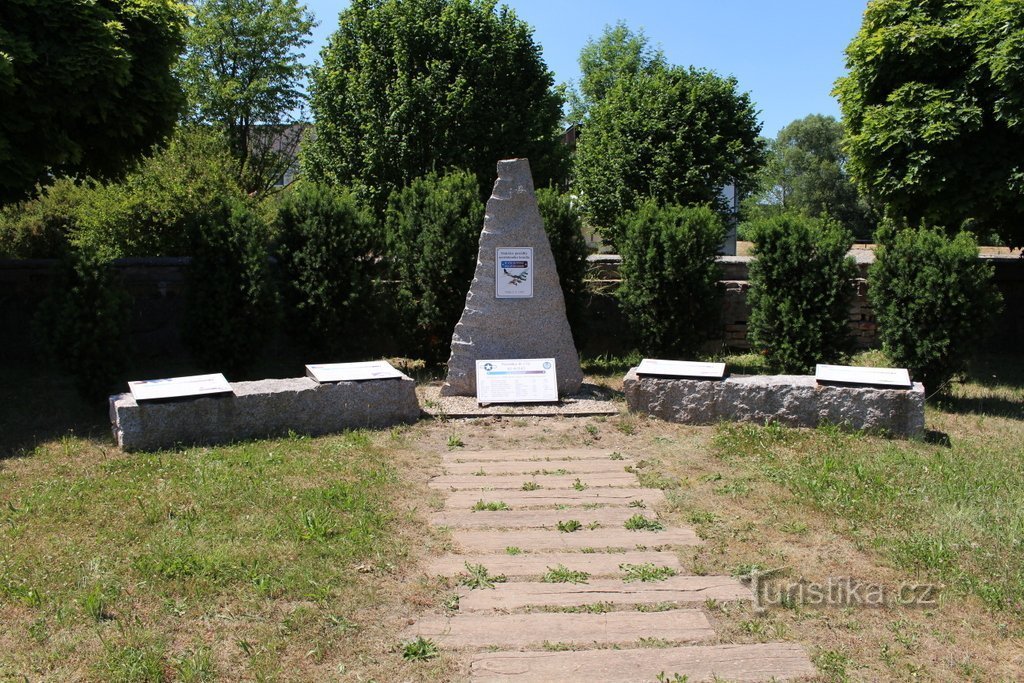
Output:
[
  {"xmin": 815, "ymin": 364, "xmax": 912, "ymax": 389},
  {"xmin": 128, "ymin": 373, "xmax": 232, "ymax": 402},
  {"xmin": 305, "ymin": 360, "xmax": 405, "ymax": 383},
  {"xmin": 476, "ymin": 358, "xmax": 558, "ymax": 404},
  {"xmin": 495, "ymin": 247, "xmax": 533, "ymax": 298},
  {"xmin": 636, "ymin": 358, "xmax": 727, "ymax": 380}
]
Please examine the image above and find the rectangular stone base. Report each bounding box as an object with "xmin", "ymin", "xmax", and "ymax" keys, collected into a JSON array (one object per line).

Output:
[
  {"xmin": 623, "ymin": 369, "xmax": 925, "ymax": 437},
  {"xmin": 110, "ymin": 376, "xmax": 420, "ymax": 452}
]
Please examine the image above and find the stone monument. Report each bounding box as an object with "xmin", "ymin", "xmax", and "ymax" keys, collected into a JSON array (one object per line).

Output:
[{"xmin": 441, "ymin": 158, "xmax": 583, "ymax": 397}]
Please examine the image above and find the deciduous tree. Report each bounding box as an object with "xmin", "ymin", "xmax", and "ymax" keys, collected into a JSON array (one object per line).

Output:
[
  {"xmin": 0, "ymin": 0, "xmax": 186, "ymax": 203},
  {"xmin": 177, "ymin": 0, "xmax": 316, "ymax": 194},
  {"xmin": 305, "ymin": 0, "xmax": 566, "ymax": 212},
  {"xmin": 835, "ymin": 0, "xmax": 1024, "ymax": 246}
]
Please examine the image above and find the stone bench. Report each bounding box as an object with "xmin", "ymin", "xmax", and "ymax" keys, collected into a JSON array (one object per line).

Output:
[
  {"xmin": 109, "ymin": 375, "xmax": 421, "ymax": 452},
  {"xmin": 623, "ymin": 369, "xmax": 925, "ymax": 437}
]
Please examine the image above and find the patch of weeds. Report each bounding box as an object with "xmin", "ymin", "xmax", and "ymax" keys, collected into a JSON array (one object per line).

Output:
[
  {"xmin": 505, "ymin": 546, "xmax": 522, "ymax": 555},
  {"xmin": 637, "ymin": 470, "xmax": 678, "ymax": 490},
  {"xmin": 459, "ymin": 563, "xmax": 507, "ymax": 589},
  {"xmin": 585, "ymin": 424, "xmax": 599, "ymax": 438},
  {"xmin": 447, "ymin": 434, "xmax": 464, "ymax": 450},
  {"xmin": 713, "ymin": 479, "xmax": 751, "ymax": 496},
  {"xmin": 687, "ymin": 510, "xmax": 718, "ymax": 524},
  {"xmin": 27, "ymin": 618, "xmax": 48, "ymax": 644},
  {"xmin": 443, "ymin": 594, "xmax": 460, "ymax": 612},
  {"xmin": 521, "ymin": 481, "xmax": 542, "ymax": 491},
  {"xmin": 81, "ymin": 586, "xmax": 113, "ymax": 622},
  {"xmin": 635, "ymin": 602, "xmax": 675, "ymax": 612},
  {"xmin": 656, "ymin": 673, "xmax": 689, "ymax": 683},
  {"xmin": 731, "ymin": 563, "xmax": 768, "ymax": 577},
  {"xmin": 587, "ymin": 521, "xmax": 601, "ymax": 530},
  {"xmin": 813, "ymin": 649, "xmax": 851, "ymax": 682},
  {"xmin": 175, "ymin": 646, "xmax": 216, "ymax": 682},
  {"xmin": 628, "ymin": 499, "xmax": 646, "ymax": 508},
  {"xmin": 780, "ymin": 520, "xmax": 809, "ymax": 534},
  {"xmin": 559, "ymin": 601, "xmax": 614, "ymax": 613},
  {"xmin": 699, "ymin": 472, "xmax": 723, "ymax": 483},
  {"xmin": 299, "ymin": 508, "xmax": 335, "ymax": 541},
  {"xmin": 624, "ymin": 514, "xmax": 663, "ymax": 531},
  {"xmin": 610, "ymin": 451, "xmax": 625, "ymax": 460},
  {"xmin": 621, "ymin": 563, "xmax": 677, "ymax": 582},
  {"xmin": 616, "ymin": 420, "xmax": 637, "ymax": 436},
  {"xmin": 579, "ymin": 547, "xmax": 596, "ymax": 553},
  {"xmin": 472, "ymin": 500, "xmax": 510, "ymax": 511},
  {"xmin": 542, "ymin": 641, "xmax": 574, "ymax": 651},
  {"xmin": 402, "ymin": 636, "xmax": 439, "ymax": 662},
  {"xmin": 573, "ymin": 478, "xmax": 588, "ymax": 491},
  {"xmin": 557, "ymin": 519, "xmax": 583, "ymax": 533},
  {"xmin": 98, "ymin": 637, "xmax": 166, "ymax": 683},
  {"xmin": 542, "ymin": 565, "xmax": 590, "ymax": 584},
  {"xmin": 638, "ymin": 637, "xmax": 673, "ymax": 648}
]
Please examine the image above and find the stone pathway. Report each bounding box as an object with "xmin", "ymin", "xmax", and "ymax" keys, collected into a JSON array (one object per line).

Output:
[{"xmin": 405, "ymin": 448, "xmax": 816, "ymax": 682}]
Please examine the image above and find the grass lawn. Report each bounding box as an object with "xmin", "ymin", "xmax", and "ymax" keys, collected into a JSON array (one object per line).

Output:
[{"xmin": 1, "ymin": 352, "xmax": 1022, "ymax": 681}]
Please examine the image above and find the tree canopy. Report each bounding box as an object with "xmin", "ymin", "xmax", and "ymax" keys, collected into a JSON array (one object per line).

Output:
[
  {"xmin": 0, "ymin": 0, "xmax": 186, "ymax": 203},
  {"xmin": 835, "ymin": 0, "xmax": 1024, "ymax": 246},
  {"xmin": 749, "ymin": 114, "xmax": 874, "ymax": 240},
  {"xmin": 304, "ymin": 0, "xmax": 566, "ymax": 211},
  {"xmin": 177, "ymin": 0, "xmax": 316, "ymax": 194},
  {"xmin": 573, "ymin": 55, "xmax": 765, "ymax": 249},
  {"xmin": 567, "ymin": 21, "xmax": 664, "ymax": 123}
]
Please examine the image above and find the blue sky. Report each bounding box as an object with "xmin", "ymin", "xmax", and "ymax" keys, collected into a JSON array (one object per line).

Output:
[{"xmin": 301, "ymin": 0, "xmax": 870, "ymax": 138}]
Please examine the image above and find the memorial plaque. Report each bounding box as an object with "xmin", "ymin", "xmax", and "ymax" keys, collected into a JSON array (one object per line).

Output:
[
  {"xmin": 636, "ymin": 358, "xmax": 727, "ymax": 380},
  {"xmin": 128, "ymin": 373, "xmax": 232, "ymax": 402},
  {"xmin": 815, "ymin": 364, "xmax": 912, "ymax": 389},
  {"xmin": 495, "ymin": 247, "xmax": 534, "ymax": 298},
  {"xmin": 305, "ymin": 360, "xmax": 404, "ymax": 383},
  {"xmin": 476, "ymin": 358, "xmax": 558, "ymax": 404}
]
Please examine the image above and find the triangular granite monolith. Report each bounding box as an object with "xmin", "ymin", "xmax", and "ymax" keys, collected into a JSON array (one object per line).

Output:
[{"xmin": 441, "ymin": 159, "xmax": 583, "ymax": 397}]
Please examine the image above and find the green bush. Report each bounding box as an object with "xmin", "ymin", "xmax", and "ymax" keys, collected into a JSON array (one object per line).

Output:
[
  {"xmin": 747, "ymin": 213, "xmax": 857, "ymax": 373},
  {"xmin": 72, "ymin": 126, "xmax": 246, "ymax": 259},
  {"xmin": 536, "ymin": 188, "xmax": 590, "ymax": 346},
  {"xmin": 869, "ymin": 223, "xmax": 1002, "ymax": 394},
  {"xmin": 275, "ymin": 182, "xmax": 382, "ymax": 359},
  {"xmin": 385, "ymin": 170, "xmax": 484, "ymax": 364},
  {"xmin": 0, "ymin": 178, "xmax": 91, "ymax": 258},
  {"xmin": 617, "ymin": 201, "xmax": 724, "ymax": 355},
  {"xmin": 33, "ymin": 248, "xmax": 130, "ymax": 399},
  {"xmin": 183, "ymin": 197, "xmax": 278, "ymax": 375}
]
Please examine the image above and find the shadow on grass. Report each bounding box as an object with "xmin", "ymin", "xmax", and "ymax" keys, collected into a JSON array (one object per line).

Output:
[{"xmin": 930, "ymin": 353, "xmax": 1024, "ymax": 420}]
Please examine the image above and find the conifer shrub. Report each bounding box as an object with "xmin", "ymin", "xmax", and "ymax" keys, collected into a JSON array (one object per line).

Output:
[
  {"xmin": 33, "ymin": 248, "xmax": 130, "ymax": 399},
  {"xmin": 275, "ymin": 182, "xmax": 381, "ymax": 359},
  {"xmin": 869, "ymin": 223, "xmax": 1002, "ymax": 395},
  {"xmin": 536, "ymin": 188, "xmax": 590, "ymax": 345},
  {"xmin": 385, "ymin": 170, "xmax": 483, "ymax": 364},
  {"xmin": 617, "ymin": 201, "xmax": 724, "ymax": 355},
  {"xmin": 184, "ymin": 197, "xmax": 278, "ymax": 375},
  {"xmin": 747, "ymin": 212, "xmax": 857, "ymax": 373}
]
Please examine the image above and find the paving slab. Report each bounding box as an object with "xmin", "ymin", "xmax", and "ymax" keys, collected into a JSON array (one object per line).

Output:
[
  {"xmin": 425, "ymin": 551, "xmax": 684, "ymax": 578},
  {"xmin": 443, "ymin": 459, "xmax": 634, "ymax": 476},
  {"xmin": 443, "ymin": 488, "xmax": 666, "ymax": 510},
  {"xmin": 452, "ymin": 528, "xmax": 699, "ymax": 553},
  {"xmin": 470, "ymin": 643, "xmax": 816, "ymax": 682},
  {"xmin": 402, "ymin": 610, "xmax": 714, "ymax": 648},
  {"xmin": 432, "ymin": 507, "xmax": 643, "ymax": 529},
  {"xmin": 430, "ymin": 472, "xmax": 638, "ymax": 490},
  {"xmin": 457, "ymin": 575, "xmax": 750, "ymax": 611},
  {"xmin": 442, "ymin": 449, "xmax": 619, "ymax": 463}
]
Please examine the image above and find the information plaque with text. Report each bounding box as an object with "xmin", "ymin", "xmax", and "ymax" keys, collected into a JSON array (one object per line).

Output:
[
  {"xmin": 815, "ymin": 364, "xmax": 912, "ymax": 389},
  {"xmin": 476, "ymin": 358, "xmax": 558, "ymax": 404},
  {"xmin": 128, "ymin": 373, "xmax": 233, "ymax": 402},
  {"xmin": 636, "ymin": 358, "xmax": 727, "ymax": 380},
  {"xmin": 495, "ymin": 247, "xmax": 533, "ymax": 298},
  {"xmin": 306, "ymin": 360, "xmax": 405, "ymax": 383}
]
